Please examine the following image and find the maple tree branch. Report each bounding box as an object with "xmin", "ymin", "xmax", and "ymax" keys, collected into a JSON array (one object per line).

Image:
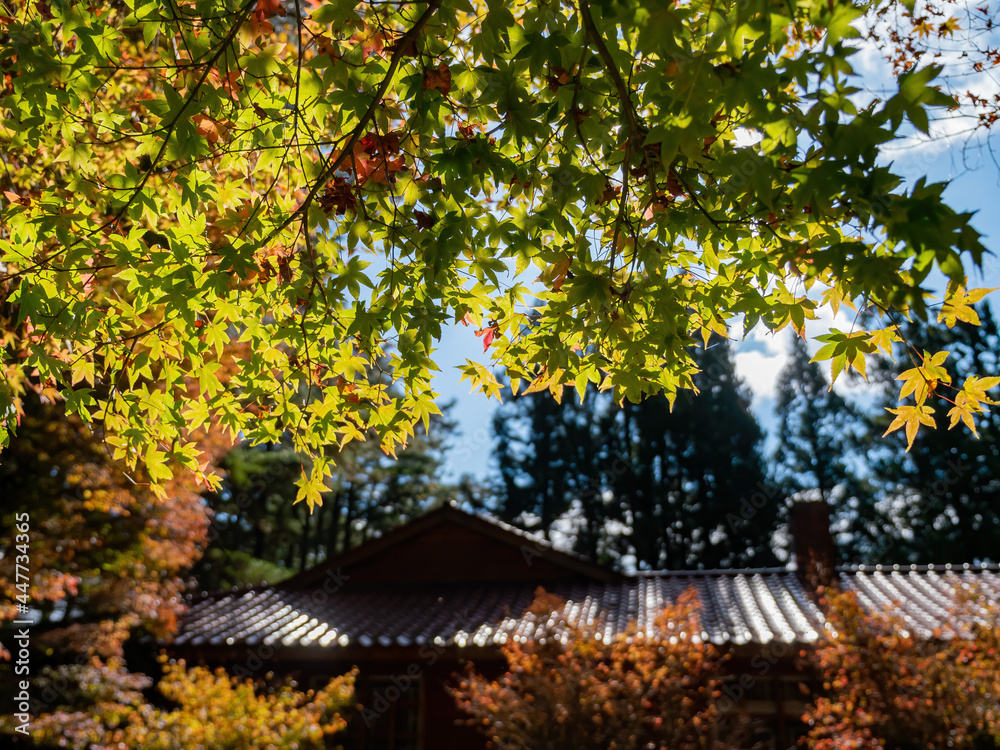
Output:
[
  {"xmin": 578, "ymin": 0, "xmax": 656, "ymax": 268},
  {"xmin": 115, "ymin": 0, "xmax": 258, "ymax": 223},
  {"xmin": 271, "ymin": 0, "xmax": 444, "ymax": 241},
  {"xmin": 0, "ymin": 0, "xmax": 258, "ymax": 287},
  {"xmin": 611, "ymin": 140, "xmax": 632, "ymax": 268},
  {"xmin": 577, "ymin": 0, "xmax": 645, "ymax": 141}
]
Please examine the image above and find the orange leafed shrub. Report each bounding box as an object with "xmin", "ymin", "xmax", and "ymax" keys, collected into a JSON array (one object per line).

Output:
[
  {"xmin": 801, "ymin": 583, "xmax": 1000, "ymax": 750},
  {"xmin": 451, "ymin": 587, "xmax": 748, "ymax": 750}
]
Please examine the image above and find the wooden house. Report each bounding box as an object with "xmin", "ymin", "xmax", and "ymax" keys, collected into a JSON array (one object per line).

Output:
[{"xmin": 170, "ymin": 502, "xmax": 1000, "ymax": 750}]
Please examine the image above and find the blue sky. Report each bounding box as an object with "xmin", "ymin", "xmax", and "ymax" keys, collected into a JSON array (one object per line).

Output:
[{"xmin": 430, "ymin": 27, "xmax": 1000, "ymax": 482}]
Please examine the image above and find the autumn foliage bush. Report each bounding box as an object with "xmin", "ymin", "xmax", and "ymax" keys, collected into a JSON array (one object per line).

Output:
[
  {"xmin": 801, "ymin": 582, "xmax": 1000, "ymax": 750},
  {"xmin": 451, "ymin": 587, "xmax": 746, "ymax": 750},
  {"xmin": 12, "ymin": 658, "xmax": 356, "ymax": 750}
]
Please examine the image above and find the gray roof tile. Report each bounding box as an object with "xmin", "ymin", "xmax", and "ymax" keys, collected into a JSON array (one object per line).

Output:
[{"xmin": 173, "ymin": 567, "xmax": 1000, "ymax": 651}]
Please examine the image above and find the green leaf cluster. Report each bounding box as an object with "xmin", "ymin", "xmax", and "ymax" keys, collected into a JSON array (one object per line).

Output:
[{"xmin": 0, "ymin": 0, "xmax": 993, "ymax": 489}]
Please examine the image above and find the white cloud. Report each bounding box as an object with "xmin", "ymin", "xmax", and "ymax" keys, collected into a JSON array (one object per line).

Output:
[
  {"xmin": 735, "ymin": 348, "xmax": 788, "ymax": 398},
  {"xmin": 849, "ymin": 0, "xmax": 1000, "ymax": 158},
  {"xmin": 731, "ymin": 294, "xmax": 877, "ymax": 402}
]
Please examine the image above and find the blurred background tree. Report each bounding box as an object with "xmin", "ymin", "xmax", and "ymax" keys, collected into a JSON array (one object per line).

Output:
[
  {"xmin": 772, "ymin": 336, "xmax": 883, "ymax": 563},
  {"xmin": 1, "ymin": 659, "xmax": 355, "ymax": 750},
  {"xmin": 493, "ymin": 337, "xmax": 779, "ymax": 569}
]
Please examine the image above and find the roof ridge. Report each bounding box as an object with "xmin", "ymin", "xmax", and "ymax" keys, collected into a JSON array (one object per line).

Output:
[
  {"xmin": 840, "ymin": 562, "xmax": 1000, "ymax": 573},
  {"xmin": 636, "ymin": 567, "xmax": 793, "ymax": 577},
  {"xmin": 184, "ymin": 582, "xmax": 277, "ymax": 603}
]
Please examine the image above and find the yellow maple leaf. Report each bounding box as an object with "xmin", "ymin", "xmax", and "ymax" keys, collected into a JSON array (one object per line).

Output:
[{"xmin": 883, "ymin": 404, "xmax": 936, "ymax": 450}]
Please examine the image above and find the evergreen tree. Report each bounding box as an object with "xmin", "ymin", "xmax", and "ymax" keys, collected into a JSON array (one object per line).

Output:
[
  {"xmin": 616, "ymin": 338, "xmax": 777, "ymax": 569},
  {"xmin": 493, "ymin": 338, "xmax": 778, "ymax": 569},
  {"xmin": 492, "ymin": 385, "xmax": 622, "ymax": 562},
  {"xmin": 193, "ymin": 440, "xmax": 304, "ymax": 590},
  {"xmin": 868, "ymin": 304, "xmax": 1000, "ymax": 563},
  {"xmin": 772, "ymin": 336, "xmax": 880, "ymax": 562}
]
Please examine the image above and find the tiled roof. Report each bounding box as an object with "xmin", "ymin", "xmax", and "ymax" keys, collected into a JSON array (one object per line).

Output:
[
  {"xmin": 171, "ymin": 566, "xmax": 999, "ymax": 651},
  {"xmin": 839, "ymin": 564, "xmax": 1000, "ymax": 638}
]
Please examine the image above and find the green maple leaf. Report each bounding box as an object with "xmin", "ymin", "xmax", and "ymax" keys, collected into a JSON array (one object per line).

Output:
[{"xmin": 1, "ymin": 0, "xmax": 997, "ymax": 490}]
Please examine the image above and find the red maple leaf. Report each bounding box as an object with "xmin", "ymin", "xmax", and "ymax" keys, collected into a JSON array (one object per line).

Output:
[
  {"xmin": 475, "ymin": 326, "xmax": 497, "ymax": 352},
  {"xmin": 414, "ymin": 210, "xmax": 436, "ymax": 230},
  {"xmin": 255, "ymin": 0, "xmax": 285, "ymax": 20}
]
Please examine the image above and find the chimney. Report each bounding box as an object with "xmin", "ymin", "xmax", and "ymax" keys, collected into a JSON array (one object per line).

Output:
[{"xmin": 789, "ymin": 500, "xmax": 836, "ymax": 582}]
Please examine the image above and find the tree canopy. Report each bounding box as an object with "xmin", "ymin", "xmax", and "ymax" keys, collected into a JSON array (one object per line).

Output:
[{"xmin": 1, "ymin": 0, "xmax": 997, "ymax": 497}]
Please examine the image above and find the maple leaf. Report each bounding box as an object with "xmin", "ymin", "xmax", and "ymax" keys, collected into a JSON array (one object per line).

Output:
[
  {"xmin": 961, "ymin": 374, "xmax": 1000, "ymax": 404},
  {"xmin": 414, "ymin": 210, "xmax": 436, "ymax": 230},
  {"xmin": 458, "ymin": 359, "xmax": 504, "ymax": 399},
  {"xmin": 883, "ymin": 403, "xmax": 937, "ymax": 450},
  {"xmin": 191, "ymin": 114, "xmax": 229, "ymax": 144},
  {"xmin": 361, "ymin": 131, "xmax": 402, "ymax": 155},
  {"xmin": 937, "ymin": 284, "xmax": 997, "ymax": 327},
  {"xmin": 947, "ymin": 375, "xmax": 1000, "ymax": 436},
  {"xmin": 193, "ymin": 457, "xmax": 220, "ymax": 490},
  {"xmin": 537, "ymin": 255, "xmax": 572, "ymax": 291},
  {"xmin": 319, "ymin": 177, "xmax": 355, "ymax": 215},
  {"xmin": 316, "ymin": 34, "xmax": 339, "ymax": 59},
  {"xmin": 665, "ymin": 173, "xmax": 685, "ymax": 197},
  {"xmin": 948, "ymin": 393, "xmax": 982, "ymax": 436},
  {"xmin": 867, "ymin": 326, "xmax": 900, "ymax": 356},
  {"xmin": 366, "ymin": 154, "xmax": 406, "ymax": 184},
  {"xmin": 546, "ymin": 66, "xmax": 571, "ymax": 92},
  {"xmin": 363, "ymin": 32, "xmax": 387, "ymax": 60},
  {"xmin": 219, "ymin": 70, "xmax": 242, "ymax": 100},
  {"xmin": 596, "ymin": 181, "xmax": 620, "ymax": 206},
  {"xmin": 423, "ymin": 63, "xmax": 452, "ymax": 94},
  {"xmin": 388, "ymin": 36, "xmax": 419, "ymax": 57},
  {"xmin": 255, "ymin": 0, "xmax": 285, "ymax": 20},
  {"xmin": 3, "ymin": 189, "xmax": 29, "ymax": 206},
  {"xmin": 938, "ymin": 17, "xmax": 961, "ymax": 37},
  {"xmin": 811, "ymin": 330, "xmax": 877, "ymax": 384},
  {"xmin": 245, "ymin": 13, "xmax": 275, "ymax": 37},
  {"xmin": 336, "ymin": 376, "xmax": 361, "ymax": 403},
  {"xmin": 475, "ymin": 325, "xmax": 497, "ymax": 351},
  {"xmin": 897, "ymin": 350, "xmax": 951, "ymax": 405}
]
